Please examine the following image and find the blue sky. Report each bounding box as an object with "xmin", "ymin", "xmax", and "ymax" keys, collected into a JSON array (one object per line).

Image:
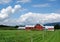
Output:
[
  {"xmin": 0, "ymin": 0, "xmax": 60, "ymax": 13},
  {"xmin": 0, "ymin": 0, "xmax": 60, "ymax": 26}
]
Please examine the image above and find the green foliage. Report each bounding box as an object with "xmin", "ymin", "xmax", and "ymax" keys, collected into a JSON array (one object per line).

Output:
[
  {"xmin": 14, "ymin": 25, "xmax": 19, "ymax": 28},
  {"xmin": 54, "ymin": 24, "xmax": 60, "ymax": 29}
]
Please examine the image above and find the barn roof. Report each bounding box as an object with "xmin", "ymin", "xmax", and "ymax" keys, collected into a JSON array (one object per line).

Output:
[{"xmin": 35, "ymin": 24, "xmax": 44, "ymax": 27}]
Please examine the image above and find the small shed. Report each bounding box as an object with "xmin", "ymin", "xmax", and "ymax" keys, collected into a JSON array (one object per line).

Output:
[{"xmin": 44, "ymin": 26, "xmax": 54, "ymax": 31}]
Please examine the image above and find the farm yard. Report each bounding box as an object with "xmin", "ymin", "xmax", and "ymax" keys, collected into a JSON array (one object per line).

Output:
[{"xmin": 0, "ymin": 30, "xmax": 60, "ymax": 42}]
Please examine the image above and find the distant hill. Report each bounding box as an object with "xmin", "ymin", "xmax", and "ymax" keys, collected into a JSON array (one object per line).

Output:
[{"xmin": 44, "ymin": 22, "xmax": 60, "ymax": 26}]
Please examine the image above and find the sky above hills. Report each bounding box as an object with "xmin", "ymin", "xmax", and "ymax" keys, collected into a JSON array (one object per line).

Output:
[{"xmin": 0, "ymin": 0, "xmax": 60, "ymax": 26}]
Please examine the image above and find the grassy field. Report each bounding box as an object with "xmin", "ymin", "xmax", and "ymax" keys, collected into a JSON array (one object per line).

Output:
[{"xmin": 0, "ymin": 30, "xmax": 60, "ymax": 42}]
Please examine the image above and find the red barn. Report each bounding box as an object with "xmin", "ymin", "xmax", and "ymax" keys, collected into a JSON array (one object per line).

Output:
[
  {"xmin": 25, "ymin": 24, "xmax": 44, "ymax": 30},
  {"xmin": 34, "ymin": 24, "xmax": 44, "ymax": 30}
]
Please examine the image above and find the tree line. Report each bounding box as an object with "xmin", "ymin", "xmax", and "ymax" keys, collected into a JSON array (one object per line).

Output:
[
  {"xmin": 0, "ymin": 25, "xmax": 17, "ymax": 30},
  {"xmin": 54, "ymin": 24, "xmax": 60, "ymax": 29}
]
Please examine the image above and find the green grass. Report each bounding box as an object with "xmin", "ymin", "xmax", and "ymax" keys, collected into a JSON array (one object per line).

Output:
[{"xmin": 0, "ymin": 30, "xmax": 60, "ymax": 42}]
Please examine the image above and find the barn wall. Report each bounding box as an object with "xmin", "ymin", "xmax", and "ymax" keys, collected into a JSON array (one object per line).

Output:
[{"xmin": 34, "ymin": 24, "xmax": 44, "ymax": 30}]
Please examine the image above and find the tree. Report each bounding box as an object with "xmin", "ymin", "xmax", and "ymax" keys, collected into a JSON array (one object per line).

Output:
[
  {"xmin": 15, "ymin": 25, "xmax": 19, "ymax": 28},
  {"xmin": 54, "ymin": 24, "xmax": 60, "ymax": 29}
]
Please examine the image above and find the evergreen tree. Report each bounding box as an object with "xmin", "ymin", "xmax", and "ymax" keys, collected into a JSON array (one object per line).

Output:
[{"xmin": 54, "ymin": 24, "xmax": 60, "ymax": 29}]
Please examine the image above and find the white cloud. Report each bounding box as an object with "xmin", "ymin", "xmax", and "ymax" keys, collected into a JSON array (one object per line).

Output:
[
  {"xmin": 0, "ymin": 0, "xmax": 12, "ymax": 4},
  {"xmin": 17, "ymin": 0, "xmax": 31, "ymax": 3},
  {"xmin": 0, "ymin": 4, "xmax": 22, "ymax": 20},
  {"xmin": 17, "ymin": 12, "xmax": 60, "ymax": 25},
  {"xmin": 12, "ymin": 5, "xmax": 22, "ymax": 13},
  {"xmin": 1, "ymin": 19, "xmax": 18, "ymax": 26},
  {"xmin": 32, "ymin": 3, "xmax": 50, "ymax": 7},
  {"xmin": 0, "ymin": 13, "xmax": 8, "ymax": 19},
  {"xmin": 0, "ymin": 12, "xmax": 60, "ymax": 25}
]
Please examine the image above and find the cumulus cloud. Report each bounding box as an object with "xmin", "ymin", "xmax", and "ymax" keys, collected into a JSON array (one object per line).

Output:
[
  {"xmin": 17, "ymin": 0, "xmax": 31, "ymax": 3},
  {"xmin": 0, "ymin": 12, "xmax": 60, "ymax": 25},
  {"xmin": 0, "ymin": 0, "xmax": 12, "ymax": 4},
  {"xmin": 32, "ymin": 3, "xmax": 50, "ymax": 7},
  {"xmin": 12, "ymin": 5, "xmax": 21, "ymax": 13},
  {"xmin": 0, "ymin": 19, "xmax": 18, "ymax": 26},
  {"xmin": 0, "ymin": 5, "xmax": 22, "ymax": 20},
  {"xmin": 17, "ymin": 12, "xmax": 60, "ymax": 25}
]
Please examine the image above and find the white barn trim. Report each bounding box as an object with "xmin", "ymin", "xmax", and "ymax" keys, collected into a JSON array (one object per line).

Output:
[{"xmin": 44, "ymin": 26, "xmax": 54, "ymax": 31}]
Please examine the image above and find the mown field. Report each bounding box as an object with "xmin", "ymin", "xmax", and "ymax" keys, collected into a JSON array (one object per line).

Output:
[{"xmin": 0, "ymin": 30, "xmax": 60, "ymax": 42}]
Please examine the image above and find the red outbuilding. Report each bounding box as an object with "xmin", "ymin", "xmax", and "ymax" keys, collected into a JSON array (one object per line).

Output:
[{"xmin": 34, "ymin": 24, "xmax": 44, "ymax": 30}]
